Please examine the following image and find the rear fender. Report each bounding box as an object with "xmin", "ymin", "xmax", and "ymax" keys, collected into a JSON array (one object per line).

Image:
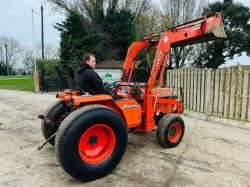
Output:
[
  {"xmin": 72, "ymin": 94, "xmax": 124, "ymax": 123},
  {"xmin": 72, "ymin": 95, "xmax": 142, "ymax": 129},
  {"xmin": 72, "ymin": 95, "xmax": 113, "ymax": 106}
]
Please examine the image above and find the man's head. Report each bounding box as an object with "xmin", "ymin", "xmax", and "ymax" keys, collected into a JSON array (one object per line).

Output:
[{"xmin": 83, "ymin": 54, "xmax": 96, "ymax": 69}]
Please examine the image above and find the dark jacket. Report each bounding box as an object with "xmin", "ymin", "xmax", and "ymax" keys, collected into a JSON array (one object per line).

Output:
[{"xmin": 75, "ymin": 63, "xmax": 106, "ymax": 95}]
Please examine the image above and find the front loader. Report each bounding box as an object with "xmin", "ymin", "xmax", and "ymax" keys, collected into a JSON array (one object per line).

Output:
[{"xmin": 39, "ymin": 12, "xmax": 226, "ymax": 181}]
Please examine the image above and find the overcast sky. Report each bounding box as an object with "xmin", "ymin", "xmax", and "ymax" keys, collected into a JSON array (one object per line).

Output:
[
  {"xmin": 0, "ymin": 0, "xmax": 249, "ymax": 66},
  {"xmin": 0, "ymin": 0, "xmax": 63, "ymax": 46}
]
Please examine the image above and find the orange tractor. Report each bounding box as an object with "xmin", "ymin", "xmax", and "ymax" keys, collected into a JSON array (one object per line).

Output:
[{"xmin": 39, "ymin": 13, "xmax": 226, "ymax": 181}]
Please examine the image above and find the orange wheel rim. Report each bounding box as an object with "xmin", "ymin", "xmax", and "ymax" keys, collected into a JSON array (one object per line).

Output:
[
  {"xmin": 78, "ymin": 124, "xmax": 116, "ymax": 164},
  {"xmin": 168, "ymin": 122, "xmax": 182, "ymax": 143}
]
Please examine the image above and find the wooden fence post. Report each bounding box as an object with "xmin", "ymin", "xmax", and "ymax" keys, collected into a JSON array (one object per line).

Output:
[
  {"xmin": 183, "ymin": 68, "xmax": 187, "ymax": 110},
  {"xmin": 200, "ymin": 69, "xmax": 206, "ymax": 113},
  {"xmin": 209, "ymin": 70, "xmax": 215, "ymax": 115},
  {"xmin": 241, "ymin": 71, "xmax": 249, "ymax": 121},
  {"xmin": 190, "ymin": 69, "xmax": 194, "ymax": 110},
  {"xmin": 235, "ymin": 66, "xmax": 243, "ymax": 120},
  {"xmin": 248, "ymin": 73, "xmax": 250, "ymax": 122},
  {"xmin": 218, "ymin": 68, "xmax": 225, "ymax": 117},
  {"xmin": 223, "ymin": 67, "xmax": 231, "ymax": 118},
  {"xmin": 229, "ymin": 67, "xmax": 237, "ymax": 119},
  {"xmin": 205, "ymin": 69, "xmax": 211, "ymax": 121},
  {"xmin": 197, "ymin": 68, "xmax": 201, "ymax": 113},
  {"xmin": 186, "ymin": 68, "xmax": 190, "ymax": 110},
  {"xmin": 193, "ymin": 68, "xmax": 197, "ymax": 111},
  {"xmin": 213, "ymin": 69, "xmax": 220, "ymax": 116}
]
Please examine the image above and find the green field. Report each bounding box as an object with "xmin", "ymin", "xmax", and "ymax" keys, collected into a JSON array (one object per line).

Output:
[{"xmin": 0, "ymin": 76, "xmax": 34, "ymax": 92}]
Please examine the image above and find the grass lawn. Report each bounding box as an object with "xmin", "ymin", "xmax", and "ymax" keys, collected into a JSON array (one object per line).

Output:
[{"xmin": 0, "ymin": 76, "xmax": 34, "ymax": 92}]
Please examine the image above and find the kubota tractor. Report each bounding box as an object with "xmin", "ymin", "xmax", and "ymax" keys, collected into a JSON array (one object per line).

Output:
[{"xmin": 39, "ymin": 12, "xmax": 226, "ymax": 181}]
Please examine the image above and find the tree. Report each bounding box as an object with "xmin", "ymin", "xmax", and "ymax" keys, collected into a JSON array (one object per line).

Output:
[
  {"xmin": 22, "ymin": 44, "xmax": 59, "ymax": 75},
  {"xmin": 55, "ymin": 9, "xmax": 103, "ymax": 86},
  {"xmin": 135, "ymin": 3, "xmax": 170, "ymax": 39},
  {"xmin": 161, "ymin": 0, "xmax": 208, "ymax": 68},
  {"xmin": 104, "ymin": 9, "xmax": 136, "ymax": 59},
  {"xmin": 47, "ymin": 0, "xmax": 147, "ymax": 59},
  {"xmin": 36, "ymin": 58, "xmax": 63, "ymax": 91},
  {"xmin": 192, "ymin": 1, "xmax": 250, "ymax": 68},
  {"xmin": 0, "ymin": 36, "xmax": 22, "ymax": 75},
  {"xmin": 22, "ymin": 48, "xmax": 33, "ymax": 75},
  {"xmin": 34, "ymin": 43, "xmax": 59, "ymax": 60},
  {"xmin": 47, "ymin": 0, "xmax": 150, "ymax": 19},
  {"xmin": 36, "ymin": 59, "xmax": 61, "ymax": 80},
  {"xmin": 224, "ymin": 0, "xmax": 233, "ymax": 3}
]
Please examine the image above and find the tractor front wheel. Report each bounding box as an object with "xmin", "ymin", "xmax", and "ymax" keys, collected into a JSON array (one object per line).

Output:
[
  {"xmin": 156, "ymin": 114, "xmax": 185, "ymax": 148},
  {"xmin": 55, "ymin": 105, "xmax": 127, "ymax": 181}
]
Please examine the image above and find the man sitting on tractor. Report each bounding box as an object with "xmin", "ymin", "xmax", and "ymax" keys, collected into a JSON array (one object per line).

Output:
[{"xmin": 75, "ymin": 54, "xmax": 106, "ymax": 95}]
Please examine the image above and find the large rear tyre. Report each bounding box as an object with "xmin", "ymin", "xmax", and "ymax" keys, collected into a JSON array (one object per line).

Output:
[
  {"xmin": 41, "ymin": 100, "xmax": 67, "ymax": 145},
  {"xmin": 55, "ymin": 105, "xmax": 127, "ymax": 181},
  {"xmin": 156, "ymin": 114, "xmax": 185, "ymax": 148}
]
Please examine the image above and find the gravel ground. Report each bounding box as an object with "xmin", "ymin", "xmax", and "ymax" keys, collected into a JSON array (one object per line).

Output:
[{"xmin": 0, "ymin": 89, "xmax": 250, "ymax": 187}]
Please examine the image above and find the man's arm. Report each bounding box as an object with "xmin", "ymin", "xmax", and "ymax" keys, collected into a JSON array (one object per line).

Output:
[{"xmin": 88, "ymin": 70, "xmax": 106, "ymax": 94}]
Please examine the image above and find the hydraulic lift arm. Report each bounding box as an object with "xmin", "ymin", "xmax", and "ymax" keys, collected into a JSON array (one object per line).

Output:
[
  {"xmin": 144, "ymin": 12, "xmax": 226, "ymax": 131},
  {"xmin": 119, "ymin": 12, "xmax": 226, "ymax": 132},
  {"xmin": 147, "ymin": 12, "xmax": 226, "ymax": 90}
]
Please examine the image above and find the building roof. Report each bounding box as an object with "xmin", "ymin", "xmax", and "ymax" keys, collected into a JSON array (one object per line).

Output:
[{"xmin": 96, "ymin": 60, "xmax": 124, "ymax": 69}]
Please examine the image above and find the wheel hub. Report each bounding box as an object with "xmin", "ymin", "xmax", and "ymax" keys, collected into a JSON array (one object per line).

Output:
[
  {"xmin": 78, "ymin": 124, "xmax": 116, "ymax": 164},
  {"xmin": 169, "ymin": 126, "xmax": 177, "ymax": 137},
  {"xmin": 168, "ymin": 122, "xmax": 182, "ymax": 143},
  {"xmin": 89, "ymin": 136, "xmax": 98, "ymax": 145}
]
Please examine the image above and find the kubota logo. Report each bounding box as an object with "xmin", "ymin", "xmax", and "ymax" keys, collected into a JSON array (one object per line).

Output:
[
  {"xmin": 152, "ymin": 51, "xmax": 163, "ymax": 78},
  {"xmin": 156, "ymin": 51, "xmax": 162, "ymax": 68},
  {"xmin": 122, "ymin": 104, "xmax": 139, "ymax": 109}
]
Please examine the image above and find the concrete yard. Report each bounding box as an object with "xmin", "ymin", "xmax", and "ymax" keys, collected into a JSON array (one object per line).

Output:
[{"xmin": 0, "ymin": 89, "xmax": 250, "ymax": 187}]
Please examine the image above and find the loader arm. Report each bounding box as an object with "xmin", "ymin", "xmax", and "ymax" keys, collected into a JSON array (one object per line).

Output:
[
  {"xmin": 147, "ymin": 12, "xmax": 226, "ymax": 91},
  {"xmin": 119, "ymin": 12, "xmax": 226, "ymax": 132},
  {"xmin": 120, "ymin": 34, "xmax": 161, "ymax": 82},
  {"xmin": 121, "ymin": 41, "xmax": 150, "ymax": 82},
  {"xmin": 144, "ymin": 12, "xmax": 226, "ymax": 131}
]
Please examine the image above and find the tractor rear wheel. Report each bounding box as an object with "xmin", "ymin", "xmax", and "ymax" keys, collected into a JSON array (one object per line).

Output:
[
  {"xmin": 41, "ymin": 100, "xmax": 67, "ymax": 146},
  {"xmin": 156, "ymin": 114, "xmax": 185, "ymax": 148},
  {"xmin": 55, "ymin": 105, "xmax": 127, "ymax": 181}
]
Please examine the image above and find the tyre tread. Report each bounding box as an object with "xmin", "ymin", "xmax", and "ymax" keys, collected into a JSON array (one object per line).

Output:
[{"xmin": 55, "ymin": 105, "xmax": 116, "ymax": 173}]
